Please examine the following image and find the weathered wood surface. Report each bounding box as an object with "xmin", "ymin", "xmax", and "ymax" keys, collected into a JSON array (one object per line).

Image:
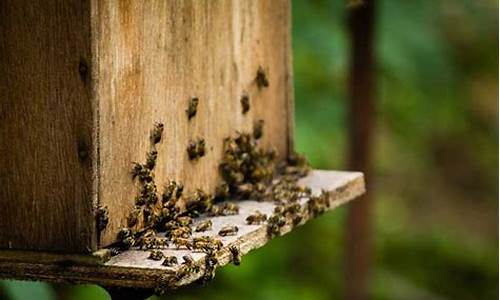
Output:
[
  {"xmin": 95, "ymin": 0, "xmax": 293, "ymax": 248},
  {"xmin": 0, "ymin": 170, "xmax": 364, "ymax": 289},
  {"xmin": 0, "ymin": 0, "xmax": 96, "ymax": 253}
]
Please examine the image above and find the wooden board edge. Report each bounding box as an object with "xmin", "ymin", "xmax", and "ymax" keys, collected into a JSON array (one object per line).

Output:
[{"xmin": 0, "ymin": 171, "xmax": 365, "ymax": 289}]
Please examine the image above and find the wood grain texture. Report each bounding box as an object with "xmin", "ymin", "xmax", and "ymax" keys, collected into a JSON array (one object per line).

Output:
[
  {"xmin": 0, "ymin": 0, "xmax": 96, "ymax": 252},
  {"xmin": 94, "ymin": 0, "xmax": 293, "ymax": 247},
  {"xmin": 0, "ymin": 170, "xmax": 365, "ymax": 288}
]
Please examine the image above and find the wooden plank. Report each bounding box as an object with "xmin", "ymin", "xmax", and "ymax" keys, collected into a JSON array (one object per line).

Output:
[
  {"xmin": 94, "ymin": 0, "xmax": 293, "ymax": 247},
  {"xmin": 0, "ymin": 170, "xmax": 364, "ymax": 289},
  {"xmin": 0, "ymin": 0, "xmax": 96, "ymax": 252}
]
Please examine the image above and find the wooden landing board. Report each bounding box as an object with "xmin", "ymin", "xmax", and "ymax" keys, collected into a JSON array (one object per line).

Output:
[{"xmin": 0, "ymin": 170, "xmax": 364, "ymax": 289}]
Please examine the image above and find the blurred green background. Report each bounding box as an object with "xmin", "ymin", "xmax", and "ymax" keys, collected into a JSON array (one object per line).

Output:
[{"xmin": 1, "ymin": 1, "xmax": 497, "ymax": 299}]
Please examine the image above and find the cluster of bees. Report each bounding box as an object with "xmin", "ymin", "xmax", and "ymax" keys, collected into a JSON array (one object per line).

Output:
[{"xmin": 112, "ymin": 72, "xmax": 336, "ymax": 291}]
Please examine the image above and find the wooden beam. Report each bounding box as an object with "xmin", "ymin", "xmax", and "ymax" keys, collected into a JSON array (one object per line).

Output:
[{"xmin": 0, "ymin": 170, "xmax": 364, "ymax": 289}]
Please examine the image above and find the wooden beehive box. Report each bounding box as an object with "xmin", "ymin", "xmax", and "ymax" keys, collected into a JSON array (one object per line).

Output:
[
  {"xmin": 0, "ymin": 0, "xmax": 293, "ymax": 253},
  {"xmin": 0, "ymin": 0, "xmax": 365, "ymax": 290}
]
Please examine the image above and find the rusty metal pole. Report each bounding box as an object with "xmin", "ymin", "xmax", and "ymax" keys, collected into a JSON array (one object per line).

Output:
[{"xmin": 345, "ymin": 1, "xmax": 376, "ymax": 300}]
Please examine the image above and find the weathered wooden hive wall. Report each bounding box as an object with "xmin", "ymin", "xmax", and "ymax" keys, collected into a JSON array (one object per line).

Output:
[{"xmin": 0, "ymin": 0, "xmax": 293, "ymax": 253}]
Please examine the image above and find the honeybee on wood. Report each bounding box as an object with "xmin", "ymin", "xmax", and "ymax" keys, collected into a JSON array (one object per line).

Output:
[
  {"xmin": 186, "ymin": 97, "xmax": 199, "ymax": 120},
  {"xmin": 145, "ymin": 150, "xmax": 158, "ymax": 170},
  {"xmin": 95, "ymin": 206, "xmax": 109, "ymax": 232},
  {"xmin": 201, "ymin": 253, "xmax": 218, "ymax": 283},
  {"xmin": 117, "ymin": 228, "xmax": 135, "ymax": 249},
  {"xmin": 150, "ymin": 122, "xmax": 164, "ymax": 145},
  {"xmin": 162, "ymin": 180, "xmax": 184, "ymax": 202},
  {"xmin": 253, "ymin": 119, "xmax": 264, "ymax": 140},
  {"xmin": 267, "ymin": 214, "xmax": 286, "ymax": 237},
  {"xmin": 162, "ymin": 256, "xmax": 178, "ymax": 267},
  {"xmin": 187, "ymin": 138, "xmax": 206, "ymax": 160},
  {"xmin": 218, "ymin": 225, "xmax": 238, "ymax": 237},
  {"xmin": 109, "ymin": 247, "xmax": 121, "ymax": 257},
  {"xmin": 148, "ymin": 249, "xmax": 164, "ymax": 261},
  {"xmin": 182, "ymin": 255, "xmax": 200, "ymax": 273},
  {"xmin": 131, "ymin": 162, "xmax": 152, "ymax": 182},
  {"xmin": 195, "ymin": 219, "xmax": 212, "ymax": 232},
  {"xmin": 240, "ymin": 95, "xmax": 250, "ymax": 114},
  {"xmin": 187, "ymin": 140, "xmax": 198, "ymax": 160},
  {"xmin": 170, "ymin": 226, "xmax": 192, "ymax": 239},
  {"xmin": 142, "ymin": 207, "xmax": 154, "ymax": 226},
  {"xmin": 127, "ymin": 206, "xmax": 141, "ymax": 227},
  {"xmin": 176, "ymin": 216, "xmax": 193, "ymax": 227},
  {"xmin": 214, "ymin": 181, "xmax": 229, "ymax": 201},
  {"xmin": 284, "ymin": 203, "xmax": 302, "ymax": 214},
  {"xmin": 245, "ymin": 211, "xmax": 267, "ymax": 225},
  {"xmin": 255, "ymin": 66, "xmax": 269, "ymax": 89},
  {"xmin": 172, "ymin": 237, "xmax": 192, "ymax": 250},
  {"xmin": 229, "ymin": 245, "xmax": 241, "ymax": 266},
  {"xmin": 210, "ymin": 202, "xmax": 239, "ymax": 216}
]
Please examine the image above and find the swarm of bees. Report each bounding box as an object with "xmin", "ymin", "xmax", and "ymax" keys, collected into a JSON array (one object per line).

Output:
[
  {"xmin": 115, "ymin": 119, "xmax": 325, "ymax": 294},
  {"xmin": 195, "ymin": 219, "xmax": 212, "ymax": 232}
]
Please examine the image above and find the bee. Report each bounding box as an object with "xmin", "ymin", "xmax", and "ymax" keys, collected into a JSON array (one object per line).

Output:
[
  {"xmin": 218, "ymin": 225, "xmax": 238, "ymax": 237},
  {"xmin": 186, "ymin": 97, "xmax": 199, "ymax": 120},
  {"xmin": 162, "ymin": 256, "xmax": 178, "ymax": 267},
  {"xmin": 185, "ymin": 189, "xmax": 213, "ymax": 215},
  {"xmin": 182, "ymin": 255, "xmax": 200, "ymax": 273},
  {"xmin": 139, "ymin": 233, "xmax": 169, "ymax": 249},
  {"xmin": 246, "ymin": 211, "xmax": 267, "ymax": 225},
  {"xmin": 173, "ymin": 237, "xmax": 192, "ymax": 249},
  {"xmin": 162, "ymin": 180, "xmax": 183, "ymax": 202},
  {"xmin": 171, "ymin": 226, "xmax": 192, "ymax": 239},
  {"xmin": 150, "ymin": 122, "xmax": 164, "ymax": 144},
  {"xmin": 145, "ymin": 150, "xmax": 158, "ymax": 170},
  {"xmin": 176, "ymin": 216, "xmax": 193, "ymax": 227},
  {"xmin": 109, "ymin": 247, "xmax": 121, "ymax": 257},
  {"xmin": 274, "ymin": 205, "xmax": 285, "ymax": 215},
  {"xmin": 214, "ymin": 181, "xmax": 229, "ymax": 200},
  {"xmin": 131, "ymin": 162, "xmax": 152, "ymax": 182},
  {"xmin": 127, "ymin": 206, "xmax": 141, "ymax": 227},
  {"xmin": 142, "ymin": 207, "xmax": 154, "ymax": 226},
  {"xmin": 240, "ymin": 95, "xmax": 250, "ymax": 114},
  {"xmin": 253, "ymin": 119, "xmax": 264, "ymax": 140},
  {"xmin": 148, "ymin": 249, "xmax": 164, "ymax": 261},
  {"xmin": 187, "ymin": 140, "xmax": 198, "ymax": 160},
  {"xmin": 95, "ymin": 206, "xmax": 109, "ymax": 232},
  {"xmin": 210, "ymin": 202, "xmax": 239, "ymax": 216},
  {"xmin": 306, "ymin": 195, "xmax": 327, "ymax": 217},
  {"xmin": 267, "ymin": 214, "xmax": 286, "ymax": 237},
  {"xmin": 195, "ymin": 219, "xmax": 212, "ymax": 232},
  {"xmin": 117, "ymin": 227, "xmax": 132, "ymax": 240},
  {"xmin": 201, "ymin": 253, "xmax": 218, "ymax": 283},
  {"xmin": 229, "ymin": 245, "xmax": 241, "ymax": 266},
  {"xmin": 284, "ymin": 203, "xmax": 302, "ymax": 214},
  {"xmin": 255, "ymin": 66, "xmax": 269, "ymax": 89}
]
